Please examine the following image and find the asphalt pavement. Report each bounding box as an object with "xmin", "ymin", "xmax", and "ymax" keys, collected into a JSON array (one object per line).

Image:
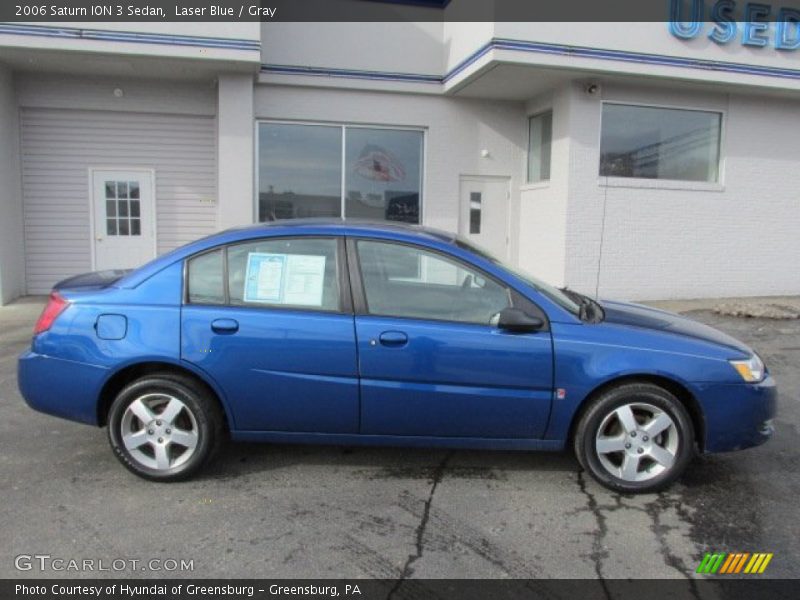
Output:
[{"xmin": 1, "ymin": 298, "xmax": 797, "ymax": 580}]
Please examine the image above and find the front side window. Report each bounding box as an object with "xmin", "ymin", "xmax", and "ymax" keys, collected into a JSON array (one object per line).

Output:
[
  {"xmin": 356, "ymin": 240, "xmax": 510, "ymax": 325},
  {"xmin": 258, "ymin": 123, "xmax": 423, "ymax": 223},
  {"xmin": 527, "ymin": 111, "xmax": 552, "ymax": 183},
  {"xmin": 600, "ymin": 103, "xmax": 722, "ymax": 182},
  {"xmin": 227, "ymin": 238, "xmax": 340, "ymax": 311}
]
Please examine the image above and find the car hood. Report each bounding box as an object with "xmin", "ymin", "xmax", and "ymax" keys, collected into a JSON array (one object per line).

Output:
[{"xmin": 600, "ymin": 300, "xmax": 752, "ymax": 355}]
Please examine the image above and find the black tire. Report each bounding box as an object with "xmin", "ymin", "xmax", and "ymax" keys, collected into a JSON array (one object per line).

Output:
[
  {"xmin": 107, "ymin": 372, "xmax": 225, "ymax": 482},
  {"xmin": 573, "ymin": 382, "xmax": 695, "ymax": 493}
]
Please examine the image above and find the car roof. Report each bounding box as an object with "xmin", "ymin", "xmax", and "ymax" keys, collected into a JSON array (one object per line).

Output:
[
  {"xmin": 221, "ymin": 218, "xmax": 456, "ymax": 243},
  {"xmin": 118, "ymin": 219, "xmax": 459, "ymax": 288}
]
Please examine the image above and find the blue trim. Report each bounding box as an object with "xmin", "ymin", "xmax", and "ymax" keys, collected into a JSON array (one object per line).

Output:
[
  {"xmin": 0, "ymin": 23, "xmax": 260, "ymax": 51},
  {"xmin": 260, "ymin": 63, "xmax": 441, "ymax": 83},
  {"xmin": 265, "ymin": 37, "xmax": 800, "ymax": 86},
  {"xmin": 445, "ymin": 38, "xmax": 800, "ymax": 82}
]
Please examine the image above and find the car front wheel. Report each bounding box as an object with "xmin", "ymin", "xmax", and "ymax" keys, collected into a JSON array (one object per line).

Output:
[
  {"xmin": 574, "ymin": 382, "xmax": 695, "ymax": 493},
  {"xmin": 107, "ymin": 373, "xmax": 224, "ymax": 482}
]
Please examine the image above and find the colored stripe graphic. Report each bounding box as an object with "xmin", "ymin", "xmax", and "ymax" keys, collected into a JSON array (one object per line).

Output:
[
  {"xmin": 697, "ymin": 552, "xmax": 773, "ymax": 574},
  {"xmin": 697, "ymin": 553, "xmax": 726, "ymax": 574}
]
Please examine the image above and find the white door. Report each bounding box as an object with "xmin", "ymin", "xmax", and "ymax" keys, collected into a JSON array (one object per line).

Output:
[
  {"xmin": 92, "ymin": 170, "xmax": 155, "ymax": 271},
  {"xmin": 459, "ymin": 176, "xmax": 511, "ymax": 259}
]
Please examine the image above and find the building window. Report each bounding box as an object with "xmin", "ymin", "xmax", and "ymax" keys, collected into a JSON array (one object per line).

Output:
[
  {"xmin": 527, "ymin": 111, "xmax": 552, "ymax": 183},
  {"xmin": 258, "ymin": 123, "xmax": 423, "ymax": 223},
  {"xmin": 600, "ymin": 103, "xmax": 722, "ymax": 182}
]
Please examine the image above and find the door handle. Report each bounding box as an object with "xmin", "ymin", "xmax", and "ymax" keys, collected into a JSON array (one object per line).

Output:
[
  {"xmin": 211, "ymin": 318, "xmax": 239, "ymax": 334},
  {"xmin": 378, "ymin": 331, "xmax": 408, "ymax": 347}
]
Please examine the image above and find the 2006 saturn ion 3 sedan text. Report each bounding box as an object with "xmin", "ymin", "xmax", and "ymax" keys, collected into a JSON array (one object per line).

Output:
[{"xmin": 18, "ymin": 220, "xmax": 776, "ymax": 493}]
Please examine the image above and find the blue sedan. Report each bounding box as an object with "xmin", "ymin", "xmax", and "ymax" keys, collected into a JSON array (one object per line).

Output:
[{"xmin": 18, "ymin": 220, "xmax": 776, "ymax": 492}]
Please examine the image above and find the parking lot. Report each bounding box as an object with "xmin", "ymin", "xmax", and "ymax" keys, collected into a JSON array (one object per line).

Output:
[{"xmin": 1, "ymin": 298, "xmax": 798, "ymax": 580}]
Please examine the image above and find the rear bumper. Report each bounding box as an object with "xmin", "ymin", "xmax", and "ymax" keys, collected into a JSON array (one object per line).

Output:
[
  {"xmin": 697, "ymin": 375, "xmax": 777, "ymax": 453},
  {"xmin": 18, "ymin": 350, "xmax": 107, "ymax": 426}
]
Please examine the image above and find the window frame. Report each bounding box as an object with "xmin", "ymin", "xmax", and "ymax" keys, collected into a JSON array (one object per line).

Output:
[
  {"xmin": 183, "ymin": 235, "xmax": 353, "ymax": 315},
  {"xmin": 346, "ymin": 237, "xmax": 547, "ymax": 329},
  {"xmin": 254, "ymin": 119, "xmax": 426, "ymax": 223},
  {"xmin": 526, "ymin": 110, "xmax": 553, "ymax": 184},
  {"xmin": 598, "ymin": 100, "xmax": 725, "ymax": 185}
]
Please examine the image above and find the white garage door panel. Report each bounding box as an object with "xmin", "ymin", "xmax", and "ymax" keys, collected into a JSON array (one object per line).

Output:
[{"xmin": 20, "ymin": 108, "xmax": 217, "ymax": 294}]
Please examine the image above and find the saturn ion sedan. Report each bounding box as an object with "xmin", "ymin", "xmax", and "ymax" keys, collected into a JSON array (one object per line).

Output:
[{"xmin": 18, "ymin": 220, "xmax": 776, "ymax": 492}]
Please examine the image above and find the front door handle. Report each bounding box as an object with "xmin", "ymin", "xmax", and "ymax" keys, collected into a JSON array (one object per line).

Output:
[
  {"xmin": 378, "ymin": 331, "xmax": 408, "ymax": 347},
  {"xmin": 211, "ymin": 318, "xmax": 239, "ymax": 334}
]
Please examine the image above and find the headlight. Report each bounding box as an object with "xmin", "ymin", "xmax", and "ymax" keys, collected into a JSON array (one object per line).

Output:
[{"xmin": 729, "ymin": 354, "xmax": 765, "ymax": 382}]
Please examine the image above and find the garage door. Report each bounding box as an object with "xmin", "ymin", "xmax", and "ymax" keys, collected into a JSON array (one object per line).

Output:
[{"xmin": 20, "ymin": 108, "xmax": 218, "ymax": 294}]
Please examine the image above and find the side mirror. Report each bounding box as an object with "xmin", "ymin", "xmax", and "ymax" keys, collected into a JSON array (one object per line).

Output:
[{"xmin": 496, "ymin": 308, "xmax": 544, "ymax": 333}]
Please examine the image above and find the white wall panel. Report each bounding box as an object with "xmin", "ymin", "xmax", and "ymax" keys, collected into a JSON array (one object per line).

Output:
[{"xmin": 20, "ymin": 107, "xmax": 217, "ymax": 294}]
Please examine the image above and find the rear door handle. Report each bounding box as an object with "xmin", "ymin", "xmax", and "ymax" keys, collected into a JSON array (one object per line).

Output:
[
  {"xmin": 211, "ymin": 318, "xmax": 239, "ymax": 334},
  {"xmin": 378, "ymin": 331, "xmax": 408, "ymax": 347}
]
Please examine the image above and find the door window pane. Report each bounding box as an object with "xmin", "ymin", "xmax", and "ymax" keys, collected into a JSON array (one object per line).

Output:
[
  {"xmin": 187, "ymin": 249, "xmax": 225, "ymax": 304},
  {"xmin": 357, "ymin": 241, "xmax": 510, "ymax": 325},
  {"xmin": 600, "ymin": 104, "xmax": 722, "ymax": 182},
  {"xmin": 104, "ymin": 179, "xmax": 142, "ymax": 237},
  {"xmin": 258, "ymin": 123, "xmax": 342, "ymax": 221},
  {"xmin": 227, "ymin": 238, "xmax": 340, "ymax": 311},
  {"xmin": 469, "ymin": 192, "xmax": 481, "ymax": 234},
  {"xmin": 527, "ymin": 111, "xmax": 552, "ymax": 182},
  {"xmin": 345, "ymin": 128, "xmax": 422, "ymax": 223}
]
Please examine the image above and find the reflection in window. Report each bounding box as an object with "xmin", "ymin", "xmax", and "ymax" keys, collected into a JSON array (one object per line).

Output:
[
  {"xmin": 258, "ymin": 123, "xmax": 423, "ymax": 223},
  {"xmin": 258, "ymin": 124, "xmax": 342, "ymax": 221},
  {"xmin": 527, "ymin": 111, "xmax": 552, "ymax": 183},
  {"xmin": 345, "ymin": 128, "xmax": 422, "ymax": 223},
  {"xmin": 600, "ymin": 104, "xmax": 722, "ymax": 182}
]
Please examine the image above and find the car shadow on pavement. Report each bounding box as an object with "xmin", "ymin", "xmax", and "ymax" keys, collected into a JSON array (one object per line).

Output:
[{"xmin": 202, "ymin": 442, "xmax": 582, "ymax": 481}]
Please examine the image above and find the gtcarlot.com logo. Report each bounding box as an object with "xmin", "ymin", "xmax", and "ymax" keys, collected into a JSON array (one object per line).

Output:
[
  {"xmin": 696, "ymin": 552, "xmax": 773, "ymax": 575},
  {"xmin": 14, "ymin": 554, "xmax": 194, "ymax": 572}
]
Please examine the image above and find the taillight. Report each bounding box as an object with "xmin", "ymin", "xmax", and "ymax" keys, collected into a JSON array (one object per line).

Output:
[{"xmin": 33, "ymin": 292, "xmax": 69, "ymax": 335}]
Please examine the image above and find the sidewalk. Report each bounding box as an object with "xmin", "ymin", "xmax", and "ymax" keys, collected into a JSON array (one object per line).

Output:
[{"xmin": 643, "ymin": 295, "xmax": 800, "ymax": 319}]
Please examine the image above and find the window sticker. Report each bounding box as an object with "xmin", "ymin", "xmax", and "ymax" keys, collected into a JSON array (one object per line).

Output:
[
  {"xmin": 244, "ymin": 253, "xmax": 285, "ymax": 303},
  {"xmin": 243, "ymin": 253, "xmax": 327, "ymax": 306}
]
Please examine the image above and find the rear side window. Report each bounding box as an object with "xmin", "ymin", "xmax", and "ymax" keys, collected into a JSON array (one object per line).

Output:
[
  {"xmin": 227, "ymin": 238, "xmax": 340, "ymax": 311},
  {"xmin": 187, "ymin": 249, "xmax": 224, "ymax": 304}
]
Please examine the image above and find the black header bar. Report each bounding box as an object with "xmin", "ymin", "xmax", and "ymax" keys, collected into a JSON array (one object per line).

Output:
[{"xmin": 1, "ymin": 0, "xmax": 800, "ymax": 22}]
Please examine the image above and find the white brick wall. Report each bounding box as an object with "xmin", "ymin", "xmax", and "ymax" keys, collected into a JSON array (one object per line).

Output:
[{"xmin": 558, "ymin": 81, "xmax": 800, "ymax": 301}]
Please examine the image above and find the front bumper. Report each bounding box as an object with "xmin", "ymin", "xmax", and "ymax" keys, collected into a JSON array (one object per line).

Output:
[
  {"xmin": 18, "ymin": 350, "xmax": 108, "ymax": 426},
  {"xmin": 696, "ymin": 374, "xmax": 777, "ymax": 453}
]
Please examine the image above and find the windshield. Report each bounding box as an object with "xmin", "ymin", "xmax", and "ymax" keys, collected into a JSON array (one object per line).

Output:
[{"xmin": 454, "ymin": 237, "xmax": 582, "ymax": 316}]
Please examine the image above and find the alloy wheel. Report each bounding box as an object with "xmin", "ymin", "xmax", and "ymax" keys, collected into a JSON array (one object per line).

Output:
[
  {"xmin": 120, "ymin": 393, "xmax": 199, "ymax": 471},
  {"xmin": 594, "ymin": 402, "xmax": 679, "ymax": 483}
]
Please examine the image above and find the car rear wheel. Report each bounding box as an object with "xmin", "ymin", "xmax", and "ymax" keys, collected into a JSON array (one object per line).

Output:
[
  {"xmin": 107, "ymin": 373, "xmax": 224, "ymax": 482},
  {"xmin": 574, "ymin": 382, "xmax": 695, "ymax": 493}
]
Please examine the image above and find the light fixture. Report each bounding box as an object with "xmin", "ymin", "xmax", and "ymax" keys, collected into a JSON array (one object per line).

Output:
[
  {"xmin": 113, "ymin": 88, "xmax": 124, "ymax": 98},
  {"xmin": 480, "ymin": 149, "xmax": 490, "ymax": 158}
]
